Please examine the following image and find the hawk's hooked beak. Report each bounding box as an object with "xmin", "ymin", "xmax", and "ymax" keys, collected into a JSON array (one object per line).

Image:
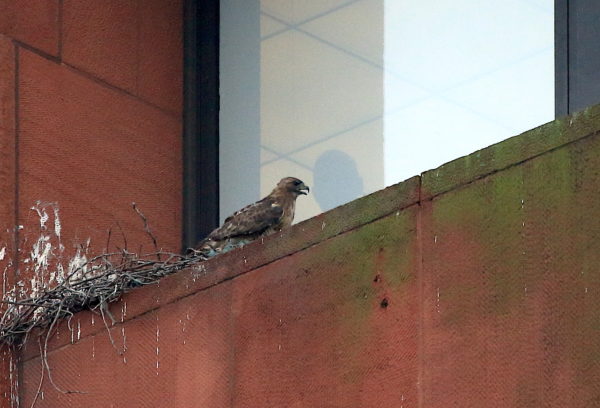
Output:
[{"xmin": 298, "ymin": 183, "xmax": 310, "ymax": 195}]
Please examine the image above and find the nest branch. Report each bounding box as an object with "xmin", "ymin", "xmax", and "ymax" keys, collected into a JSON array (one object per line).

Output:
[
  {"xmin": 0, "ymin": 202, "xmax": 211, "ymax": 406},
  {"xmin": 0, "ymin": 250, "xmax": 206, "ymax": 347}
]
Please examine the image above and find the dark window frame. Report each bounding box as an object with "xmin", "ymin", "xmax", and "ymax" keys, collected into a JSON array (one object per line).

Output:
[
  {"xmin": 183, "ymin": 0, "xmax": 596, "ymax": 249},
  {"xmin": 555, "ymin": 0, "xmax": 569, "ymax": 117},
  {"xmin": 555, "ymin": 0, "xmax": 600, "ymax": 116},
  {"xmin": 182, "ymin": 0, "xmax": 220, "ymax": 250}
]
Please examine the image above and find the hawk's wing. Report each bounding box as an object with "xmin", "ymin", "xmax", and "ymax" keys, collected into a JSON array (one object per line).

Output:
[{"xmin": 208, "ymin": 196, "xmax": 283, "ymax": 241}]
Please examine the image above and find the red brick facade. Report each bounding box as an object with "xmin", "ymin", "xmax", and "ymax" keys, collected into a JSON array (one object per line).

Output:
[
  {"xmin": 2, "ymin": 3, "xmax": 600, "ymax": 407},
  {"xmin": 0, "ymin": 2, "xmax": 182, "ymax": 405},
  {"xmin": 8, "ymin": 106, "xmax": 600, "ymax": 406}
]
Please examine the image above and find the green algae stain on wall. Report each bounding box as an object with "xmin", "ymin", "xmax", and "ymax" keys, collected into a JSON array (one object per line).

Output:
[
  {"xmin": 423, "ymin": 103, "xmax": 600, "ymax": 198},
  {"xmin": 429, "ymin": 130, "xmax": 599, "ymax": 321},
  {"xmin": 528, "ymin": 135, "xmax": 600, "ymax": 404},
  {"xmin": 428, "ymin": 162, "xmax": 532, "ymax": 321},
  {"xmin": 426, "ymin": 127, "xmax": 600, "ymax": 404},
  {"xmin": 324, "ymin": 206, "xmax": 418, "ymax": 305},
  {"xmin": 312, "ymin": 205, "xmax": 419, "ymax": 386}
]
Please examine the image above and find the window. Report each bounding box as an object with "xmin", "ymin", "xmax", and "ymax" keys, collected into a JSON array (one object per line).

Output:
[{"xmin": 183, "ymin": 0, "xmax": 600, "ymax": 248}]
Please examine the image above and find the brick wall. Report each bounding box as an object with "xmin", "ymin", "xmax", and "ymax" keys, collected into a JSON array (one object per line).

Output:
[
  {"xmin": 1, "ymin": 2, "xmax": 600, "ymax": 407},
  {"xmin": 11, "ymin": 104, "xmax": 600, "ymax": 406},
  {"xmin": 0, "ymin": 1, "xmax": 183, "ymax": 405}
]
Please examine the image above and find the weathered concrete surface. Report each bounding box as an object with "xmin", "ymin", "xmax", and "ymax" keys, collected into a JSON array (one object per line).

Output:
[
  {"xmin": 421, "ymin": 133, "xmax": 600, "ymax": 407},
  {"xmin": 14, "ymin": 103, "xmax": 600, "ymax": 407},
  {"xmin": 422, "ymin": 106, "xmax": 600, "ymax": 199},
  {"xmin": 21, "ymin": 282, "xmax": 234, "ymax": 408},
  {"xmin": 231, "ymin": 207, "xmax": 419, "ymax": 407}
]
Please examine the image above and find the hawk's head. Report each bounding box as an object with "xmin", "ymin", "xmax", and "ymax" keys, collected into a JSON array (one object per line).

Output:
[{"xmin": 277, "ymin": 177, "xmax": 310, "ymax": 196}]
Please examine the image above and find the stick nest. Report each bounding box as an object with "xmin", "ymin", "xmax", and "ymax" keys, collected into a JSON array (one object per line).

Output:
[{"xmin": 0, "ymin": 250, "xmax": 206, "ymax": 347}]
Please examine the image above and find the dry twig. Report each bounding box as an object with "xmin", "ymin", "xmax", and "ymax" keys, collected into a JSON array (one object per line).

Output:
[
  {"xmin": 0, "ymin": 250, "xmax": 206, "ymax": 347},
  {"xmin": 0, "ymin": 203, "xmax": 210, "ymax": 406}
]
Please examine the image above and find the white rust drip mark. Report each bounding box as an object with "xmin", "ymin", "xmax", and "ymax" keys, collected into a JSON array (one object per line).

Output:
[
  {"xmin": 32, "ymin": 202, "xmax": 49, "ymax": 231},
  {"xmin": 121, "ymin": 326, "xmax": 128, "ymax": 363},
  {"xmin": 156, "ymin": 314, "xmax": 160, "ymax": 376},
  {"xmin": 53, "ymin": 206, "xmax": 61, "ymax": 238}
]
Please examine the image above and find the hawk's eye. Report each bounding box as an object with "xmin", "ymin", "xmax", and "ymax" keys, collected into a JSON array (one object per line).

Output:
[{"xmin": 293, "ymin": 180, "xmax": 301, "ymax": 186}]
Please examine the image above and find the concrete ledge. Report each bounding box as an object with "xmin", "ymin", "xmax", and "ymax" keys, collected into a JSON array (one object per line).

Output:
[
  {"xmin": 422, "ymin": 104, "xmax": 600, "ymax": 199},
  {"xmin": 22, "ymin": 175, "xmax": 420, "ymax": 360}
]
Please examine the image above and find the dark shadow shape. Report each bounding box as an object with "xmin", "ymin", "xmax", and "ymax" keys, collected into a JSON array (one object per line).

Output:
[{"xmin": 313, "ymin": 150, "xmax": 364, "ymax": 212}]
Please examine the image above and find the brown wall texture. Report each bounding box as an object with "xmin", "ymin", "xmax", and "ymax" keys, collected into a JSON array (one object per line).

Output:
[
  {"xmin": 0, "ymin": 1, "xmax": 183, "ymax": 406},
  {"xmin": 2, "ymin": 2, "xmax": 600, "ymax": 407},
  {"xmin": 10, "ymin": 104, "xmax": 600, "ymax": 407}
]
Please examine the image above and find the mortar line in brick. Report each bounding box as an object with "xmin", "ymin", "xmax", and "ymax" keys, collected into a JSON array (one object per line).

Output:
[
  {"xmin": 23, "ymin": 201, "xmax": 423, "ymax": 361},
  {"xmin": 420, "ymin": 128, "xmax": 600, "ymax": 203},
  {"xmin": 59, "ymin": 61, "xmax": 181, "ymax": 119},
  {"xmin": 13, "ymin": 43, "xmax": 20, "ymax": 282},
  {"xmin": 57, "ymin": 0, "xmax": 64, "ymax": 60},
  {"xmin": 14, "ymin": 44, "xmax": 180, "ymax": 118},
  {"xmin": 135, "ymin": 0, "xmax": 141, "ymax": 95},
  {"xmin": 416, "ymin": 179, "xmax": 424, "ymax": 408},
  {"xmin": 13, "ymin": 41, "xmax": 60, "ymax": 64},
  {"xmin": 13, "ymin": 43, "xmax": 24, "ymax": 408}
]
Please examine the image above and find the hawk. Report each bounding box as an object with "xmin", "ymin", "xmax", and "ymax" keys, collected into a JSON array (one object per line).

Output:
[{"xmin": 194, "ymin": 177, "xmax": 309, "ymax": 257}]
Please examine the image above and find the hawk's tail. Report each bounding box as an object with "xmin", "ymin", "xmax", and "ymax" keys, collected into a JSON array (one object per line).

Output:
[
  {"xmin": 185, "ymin": 238, "xmax": 218, "ymax": 259},
  {"xmin": 186, "ymin": 237, "xmax": 251, "ymax": 259}
]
